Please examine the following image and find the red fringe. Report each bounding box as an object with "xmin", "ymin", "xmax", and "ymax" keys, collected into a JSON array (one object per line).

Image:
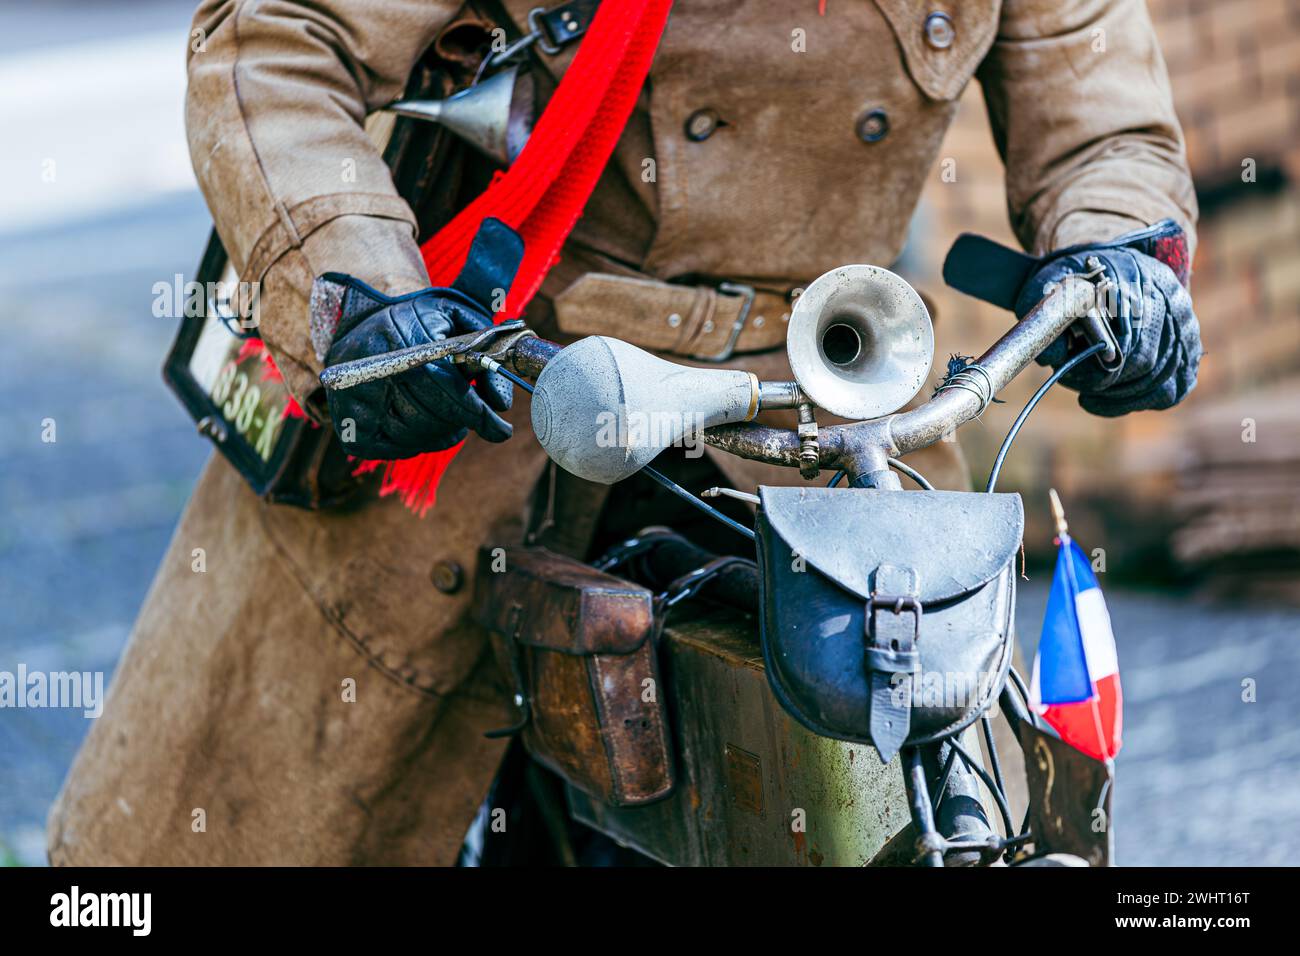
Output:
[{"xmin": 351, "ymin": 446, "xmax": 463, "ymax": 517}]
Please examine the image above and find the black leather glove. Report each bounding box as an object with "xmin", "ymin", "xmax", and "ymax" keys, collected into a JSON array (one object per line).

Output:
[
  {"xmin": 320, "ymin": 218, "xmax": 524, "ymax": 459},
  {"xmin": 1013, "ymin": 222, "xmax": 1202, "ymax": 417}
]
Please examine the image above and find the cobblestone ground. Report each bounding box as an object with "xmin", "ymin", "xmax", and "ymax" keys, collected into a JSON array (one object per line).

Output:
[{"xmin": 1017, "ymin": 585, "xmax": 1300, "ymax": 866}]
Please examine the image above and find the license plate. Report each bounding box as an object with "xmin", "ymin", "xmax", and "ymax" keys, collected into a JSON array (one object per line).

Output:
[{"xmin": 164, "ymin": 231, "xmax": 311, "ymax": 495}]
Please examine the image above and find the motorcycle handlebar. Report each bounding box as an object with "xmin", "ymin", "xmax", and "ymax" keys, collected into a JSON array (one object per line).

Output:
[
  {"xmin": 508, "ymin": 274, "xmax": 1093, "ymax": 486},
  {"xmin": 698, "ymin": 273, "xmax": 1099, "ymax": 485},
  {"xmin": 320, "ymin": 272, "xmax": 1100, "ymax": 489}
]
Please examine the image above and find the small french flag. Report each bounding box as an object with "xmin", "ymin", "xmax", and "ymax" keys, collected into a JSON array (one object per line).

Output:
[{"xmin": 1029, "ymin": 491, "xmax": 1123, "ymax": 763}]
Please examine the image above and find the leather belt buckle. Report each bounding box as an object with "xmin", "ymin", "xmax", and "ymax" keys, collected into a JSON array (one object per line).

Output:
[
  {"xmin": 866, "ymin": 592, "xmax": 923, "ymax": 675},
  {"xmin": 691, "ymin": 281, "xmax": 755, "ymax": 362}
]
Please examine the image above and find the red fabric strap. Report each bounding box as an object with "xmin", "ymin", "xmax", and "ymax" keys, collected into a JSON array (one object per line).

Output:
[{"xmin": 363, "ymin": 0, "xmax": 673, "ymax": 514}]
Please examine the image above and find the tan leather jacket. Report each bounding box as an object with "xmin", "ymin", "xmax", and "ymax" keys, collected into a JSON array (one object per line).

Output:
[{"xmin": 186, "ymin": 0, "xmax": 1196, "ymax": 408}]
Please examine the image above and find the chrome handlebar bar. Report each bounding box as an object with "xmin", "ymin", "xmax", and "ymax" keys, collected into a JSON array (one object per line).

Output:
[
  {"xmin": 320, "ymin": 273, "xmax": 1101, "ymax": 490},
  {"xmin": 704, "ymin": 274, "xmax": 1099, "ymax": 487}
]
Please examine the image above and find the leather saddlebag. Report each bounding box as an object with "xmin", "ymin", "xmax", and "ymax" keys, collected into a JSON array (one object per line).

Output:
[
  {"xmin": 755, "ymin": 487, "xmax": 1023, "ymax": 764},
  {"xmin": 474, "ymin": 546, "xmax": 675, "ymax": 806}
]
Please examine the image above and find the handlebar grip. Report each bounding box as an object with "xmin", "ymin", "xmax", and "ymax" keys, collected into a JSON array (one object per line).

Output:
[{"xmin": 503, "ymin": 334, "xmax": 561, "ymax": 379}]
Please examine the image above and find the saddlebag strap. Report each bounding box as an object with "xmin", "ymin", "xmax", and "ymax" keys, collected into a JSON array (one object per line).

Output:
[
  {"xmin": 553, "ymin": 272, "xmax": 792, "ymax": 360},
  {"xmin": 866, "ymin": 564, "xmax": 921, "ymax": 764}
]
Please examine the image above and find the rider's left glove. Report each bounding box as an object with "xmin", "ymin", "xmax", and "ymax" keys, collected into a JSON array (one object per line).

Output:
[
  {"xmin": 1014, "ymin": 221, "xmax": 1202, "ymax": 417},
  {"xmin": 320, "ymin": 218, "xmax": 523, "ymax": 460}
]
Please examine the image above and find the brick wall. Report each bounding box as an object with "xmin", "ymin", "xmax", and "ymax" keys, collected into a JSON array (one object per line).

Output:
[{"xmin": 902, "ymin": 0, "xmax": 1300, "ymax": 571}]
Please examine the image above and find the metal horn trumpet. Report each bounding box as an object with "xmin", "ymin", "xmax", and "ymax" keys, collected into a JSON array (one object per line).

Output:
[
  {"xmin": 785, "ymin": 264, "xmax": 934, "ymax": 421},
  {"xmin": 385, "ymin": 64, "xmax": 535, "ymax": 165}
]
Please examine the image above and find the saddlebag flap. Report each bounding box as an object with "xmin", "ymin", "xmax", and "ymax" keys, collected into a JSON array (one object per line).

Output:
[
  {"xmin": 755, "ymin": 487, "xmax": 1023, "ymax": 763},
  {"xmin": 474, "ymin": 546, "xmax": 675, "ymax": 806}
]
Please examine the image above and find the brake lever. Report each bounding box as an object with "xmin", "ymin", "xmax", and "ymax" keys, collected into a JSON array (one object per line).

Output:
[
  {"xmin": 1075, "ymin": 257, "xmax": 1121, "ymax": 370},
  {"xmin": 318, "ymin": 319, "xmax": 530, "ymax": 391}
]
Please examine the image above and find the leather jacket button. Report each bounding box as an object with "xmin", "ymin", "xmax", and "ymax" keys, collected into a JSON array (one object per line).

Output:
[
  {"xmin": 431, "ymin": 559, "xmax": 464, "ymax": 594},
  {"xmin": 856, "ymin": 108, "xmax": 889, "ymax": 143},
  {"xmin": 924, "ymin": 12, "xmax": 955, "ymax": 49},
  {"xmin": 685, "ymin": 108, "xmax": 720, "ymax": 141}
]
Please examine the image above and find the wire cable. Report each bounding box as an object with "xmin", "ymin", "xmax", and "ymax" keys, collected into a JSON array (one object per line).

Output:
[
  {"xmin": 984, "ymin": 342, "xmax": 1107, "ymax": 494},
  {"xmin": 887, "ymin": 457, "xmax": 934, "ymax": 491},
  {"xmin": 641, "ymin": 466, "xmax": 756, "ymax": 542}
]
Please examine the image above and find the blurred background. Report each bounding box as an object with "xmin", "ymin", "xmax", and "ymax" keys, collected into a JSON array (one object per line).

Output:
[{"xmin": 1, "ymin": 0, "xmax": 1298, "ymax": 866}]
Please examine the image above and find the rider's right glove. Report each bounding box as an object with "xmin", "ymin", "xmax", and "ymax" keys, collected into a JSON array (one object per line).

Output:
[
  {"xmin": 1013, "ymin": 220, "xmax": 1203, "ymax": 418},
  {"xmin": 318, "ymin": 218, "xmax": 523, "ymax": 460}
]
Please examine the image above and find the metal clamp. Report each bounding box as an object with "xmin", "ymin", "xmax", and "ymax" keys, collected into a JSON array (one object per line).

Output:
[
  {"xmin": 692, "ymin": 281, "xmax": 755, "ymax": 362},
  {"xmin": 487, "ymin": 2, "xmax": 595, "ymax": 68},
  {"xmin": 796, "ymin": 401, "xmax": 820, "ymax": 480}
]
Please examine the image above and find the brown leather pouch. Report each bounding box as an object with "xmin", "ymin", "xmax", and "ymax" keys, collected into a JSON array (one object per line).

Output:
[{"xmin": 474, "ymin": 546, "xmax": 675, "ymax": 806}]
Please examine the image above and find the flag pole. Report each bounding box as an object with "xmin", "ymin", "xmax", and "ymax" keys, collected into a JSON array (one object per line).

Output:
[{"xmin": 1048, "ymin": 487, "xmax": 1070, "ymax": 542}]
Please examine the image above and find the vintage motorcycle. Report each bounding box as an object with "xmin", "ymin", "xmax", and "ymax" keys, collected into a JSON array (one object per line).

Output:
[{"xmin": 321, "ymin": 257, "xmax": 1120, "ymax": 868}]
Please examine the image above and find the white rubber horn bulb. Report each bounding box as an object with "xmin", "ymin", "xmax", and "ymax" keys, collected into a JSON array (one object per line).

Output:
[{"xmin": 531, "ymin": 336, "xmax": 758, "ymax": 484}]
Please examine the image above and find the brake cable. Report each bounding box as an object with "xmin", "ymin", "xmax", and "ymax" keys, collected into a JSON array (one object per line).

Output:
[{"xmin": 984, "ymin": 341, "xmax": 1108, "ymax": 494}]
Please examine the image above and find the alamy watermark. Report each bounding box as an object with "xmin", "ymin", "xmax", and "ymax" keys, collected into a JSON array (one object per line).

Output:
[
  {"xmin": 151, "ymin": 273, "xmax": 261, "ymax": 328},
  {"xmin": 0, "ymin": 664, "xmax": 104, "ymax": 718},
  {"xmin": 50, "ymin": 886, "xmax": 151, "ymax": 936},
  {"xmin": 595, "ymin": 406, "xmax": 705, "ymax": 457},
  {"xmin": 890, "ymin": 667, "xmax": 1002, "ymax": 710}
]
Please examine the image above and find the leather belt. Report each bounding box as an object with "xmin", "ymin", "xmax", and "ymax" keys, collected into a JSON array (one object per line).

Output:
[{"xmin": 552, "ymin": 271, "xmax": 793, "ymax": 361}]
